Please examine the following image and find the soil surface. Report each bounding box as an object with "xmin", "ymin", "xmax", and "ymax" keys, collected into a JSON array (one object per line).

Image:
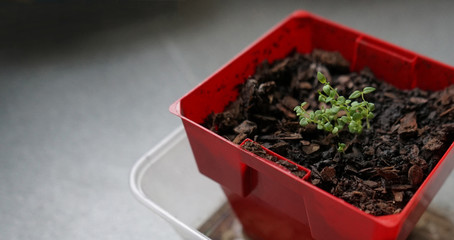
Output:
[
  {"xmin": 241, "ymin": 140, "xmax": 307, "ymax": 179},
  {"xmin": 204, "ymin": 49, "xmax": 454, "ymax": 216}
]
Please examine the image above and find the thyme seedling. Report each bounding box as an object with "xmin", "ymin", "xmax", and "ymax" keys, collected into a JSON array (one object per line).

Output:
[
  {"xmin": 337, "ymin": 143, "xmax": 346, "ymax": 153},
  {"xmin": 294, "ymin": 72, "xmax": 376, "ymax": 152}
]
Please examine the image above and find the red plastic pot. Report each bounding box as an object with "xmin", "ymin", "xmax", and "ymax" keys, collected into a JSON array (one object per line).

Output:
[{"xmin": 169, "ymin": 10, "xmax": 454, "ymax": 240}]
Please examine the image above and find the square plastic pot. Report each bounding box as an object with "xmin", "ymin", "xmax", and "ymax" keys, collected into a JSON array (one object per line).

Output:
[{"xmin": 169, "ymin": 10, "xmax": 454, "ymax": 240}]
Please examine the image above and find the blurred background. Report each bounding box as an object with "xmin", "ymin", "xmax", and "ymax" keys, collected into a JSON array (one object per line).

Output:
[{"xmin": 1, "ymin": 0, "xmax": 453, "ymax": 239}]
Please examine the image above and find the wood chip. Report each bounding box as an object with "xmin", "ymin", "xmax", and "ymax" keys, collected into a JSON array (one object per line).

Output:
[
  {"xmin": 281, "ymin": 96, "xmax": 300, "ymax": 110},
  {"xmin": 392, "ymin": 191, "xmax": 404, "ymax": 202},
  {"xmin": 410, "ymin": 97, "xmax": 428, "ymax": 105},
  {"xmin": 233, "ymin": 133, "xmax": 247, "ymax": 145},
  {"xmin": 234, "ymin": 120, "xmax": 257, "ymax": 134},
  {"xmin": 337, "ymin": 75, "xmax": 350, "ymax": 85},
  {"xmin": 320, "ymin": 166, "xmax": 336, "ymax": 182},
  {"xmin": 423, "ymin": 137, "xmax": 444, "ymax": 151},
  {"xmin": 270, "ymin": 58, "xmax": 290, "ymax": 73},
  {"xmin": 359, "ymin": 167, "xmax": 374, "ymax": 173},
  {"xmin": 342, "ymin": 191, "xmax": 367, "ymax": 203},
  {"xmin": 384, "ymin": 92, "xmax": 398, "ymax": 99},
  {"xmin": 363, "ymin": 180, "xmax": 379, "ymax": 188},
  {"xmin": 408, "ymin": 165, "xmax": 424, "ymax": 186},
  {"xmin": 390, "ymin": 123, "xmax": 400, "ymax": 133},
  {"xmin": 302, "ymin": 143, "xmax": 320, "ymax": 155},
  {"xmin": 239, "ymin": 79, "xmax": 257, "ymax": 103},
  {"xmin": 393, "ymin": 208, "xmax": 402, "ymax": 214},
  {"xmin": 363, "ymin": 146, "xmax": 375, "ymax": 156},
  {"xmin": 257, "ymin": 81, "xmax": 276, "ymax": 95},
  {"xmin": 353, "ymin": 191, "xmax": 367, "ymax": 202},
  {"xmin": 295, "ymin": 67, "xmax": 314, "ymax": 83},
  {"xmin": 440, "ymin": 106, "xmax": 454, "ymax": 117},
  {"xmin": 439, "ymin": 86, "xmax": 454, "ymax": 105},
  {"xmin": 398, "ymin": 111, "xmax": 418, "ymax": 139},
  {"xmin": 311, "ymin": 178, "xmax": 321, "ymax": 185},
  {"xmin": 377, "ymin": 167, "xmax": 400, "ymax": 180},
  {"xmin": 299, "ymin": 82, "xmax": 312, "ymax": 90},
  {"xmin": 276, "ymin": 132, "xmax": 303, "ymax": 140},
  {"xmin": 409, "ymin": 144, "xmax": 420, "ymax": 157},
  {"xmin": 409, "ymin": 157, "xmax": 428, "ymax": 169},
  {"xmin": 345, "ymin": 165, "xmax": 358, "ymax": 173}
]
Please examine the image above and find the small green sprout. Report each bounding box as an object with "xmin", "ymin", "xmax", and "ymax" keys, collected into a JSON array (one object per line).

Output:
[
  {"xmin": 337, "ymin": 143, "xmax": 346, "ymax": 153},
  {"xmin": 294, "ymin": 72, "xmax": 376, "ymax": 152}
]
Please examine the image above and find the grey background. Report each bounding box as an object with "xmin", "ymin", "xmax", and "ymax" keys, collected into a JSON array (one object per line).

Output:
[{"xmin": 1, "ymin": 0, "xmax": 453, "ymax": 239}]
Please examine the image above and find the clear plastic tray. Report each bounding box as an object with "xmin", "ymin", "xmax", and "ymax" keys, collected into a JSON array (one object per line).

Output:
[
  {"xmin": 130, "ymin": 126, "xmax": 454, "ymax": 240},
  {"xmin": 130, "ymin": 126, "xmax": 246, "ymax": 239}
]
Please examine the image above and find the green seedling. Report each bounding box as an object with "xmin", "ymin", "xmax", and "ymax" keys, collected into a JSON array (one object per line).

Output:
[
  {"xmin": 337, "ymin": 143, "xmax": 346, "ymax": 153},
  {"xmin": 294, "ymin": 72, "xmax": 376, "ymax": 152}
]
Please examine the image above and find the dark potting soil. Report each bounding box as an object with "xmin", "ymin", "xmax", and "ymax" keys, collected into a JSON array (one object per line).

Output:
[
  {"xmin": 203, "ymin": 49, "xmax": 454, "ymax": 216},
  {"xmin": 241, "ymin": 140, "xmax": 307, "ymax": 179}
]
